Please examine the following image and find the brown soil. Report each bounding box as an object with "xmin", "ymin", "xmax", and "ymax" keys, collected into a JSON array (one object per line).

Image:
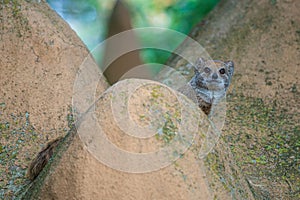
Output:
[
  {"xmin": 0, "ymin": 1, "xmax": 220, "ymax": 199},
  {"xmin": 1, "ymin": 0, "xmax": 299, "ymax": 199},
  {"xmin": 34, "ymin": 79, "xmax": 215, "ymax": 200},
  {"xmin": 168, "ymin": 0, "xmax": 300, "ymax": 199}
]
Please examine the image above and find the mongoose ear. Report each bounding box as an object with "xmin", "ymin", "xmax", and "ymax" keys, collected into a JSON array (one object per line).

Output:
[
  {"xmin": 194, "ymin": 58, "xmax": 206, "ymax": 72},
  {"xmin": 225, "ymin": 61, "xmax": 234, "ymax": 78}
]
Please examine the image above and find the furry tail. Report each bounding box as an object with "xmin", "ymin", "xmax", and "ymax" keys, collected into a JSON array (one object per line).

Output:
[{"xmin": 27, "ymin": 137, "xmax": 63, "ymax": 180}]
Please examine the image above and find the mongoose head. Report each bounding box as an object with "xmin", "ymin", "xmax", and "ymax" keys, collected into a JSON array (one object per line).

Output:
[{"xmin": 191, "ymin": 58, "xmax": 234, "ymax": 92}]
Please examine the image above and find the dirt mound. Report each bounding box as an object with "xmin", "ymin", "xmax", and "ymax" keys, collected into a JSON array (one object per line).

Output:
[
  {"xmin": 0, "ymin": 1, "xmax": 229, "ymax": 199},
  {"xmin": 30, "ymin": 78, "xmax": 216, "ymax": 200},
  {"xmin": 2, "ymin": 0, "xmax": 298, "ymax": 199}
]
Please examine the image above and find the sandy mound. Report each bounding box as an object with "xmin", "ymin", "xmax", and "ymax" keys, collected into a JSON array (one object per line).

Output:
[
  {"xmin": 34, "ymin": 78, "xmax": 217, "ymax": 200},
  {"xmin": 3, "ymin": 0, "xmax": 299, "ymax": 199}
]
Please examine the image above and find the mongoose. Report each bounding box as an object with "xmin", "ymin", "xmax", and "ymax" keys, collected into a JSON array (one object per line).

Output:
[
  {"xmin": 26, "ymin": 58, "xmax": 234, "ymax": 180},
  {"xmin": 181, "ymin": 58, "xmax": 234, "ymax": 115}
]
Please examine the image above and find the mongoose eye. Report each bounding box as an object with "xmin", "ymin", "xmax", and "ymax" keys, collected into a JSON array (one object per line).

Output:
[
  {"xmin": 204, "ymin": 67, "xmax": 211, "ymax": 73},
  {"xmin": 219, "ymin": 68, "xmax": 226, "ymax": 74}
]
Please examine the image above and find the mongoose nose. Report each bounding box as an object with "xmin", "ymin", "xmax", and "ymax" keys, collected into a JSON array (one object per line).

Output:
[{"xmin": 212, "ymin": 73, "xmax": 218, "ymax": 79}]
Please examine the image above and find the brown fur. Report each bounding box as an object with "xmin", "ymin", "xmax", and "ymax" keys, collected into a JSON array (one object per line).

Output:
[
  {"xmin": 179, "ymin": 58, "xmax": 234, "ymax": 115},
  {"xmin": 189, "ymin": 58, "xmax": 234, "ymax": 115},
  {"xmin": 27, "ymin": 136, "xmax": 63, "ymax": 180}
]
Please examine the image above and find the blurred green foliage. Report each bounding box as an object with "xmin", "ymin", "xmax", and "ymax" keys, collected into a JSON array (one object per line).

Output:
[{"xmin": 47, "ymin": 0, "xmax": 219, "ymax": 64}]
